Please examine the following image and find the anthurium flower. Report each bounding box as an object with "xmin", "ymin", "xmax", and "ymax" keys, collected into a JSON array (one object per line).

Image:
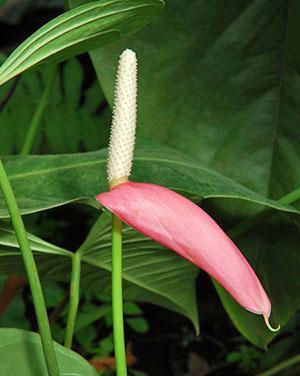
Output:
[{"xmin": 96, "ymin": 49, "xmax": 279, "ymax": 332}]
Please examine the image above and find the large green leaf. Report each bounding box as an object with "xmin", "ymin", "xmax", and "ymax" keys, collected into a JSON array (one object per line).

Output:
[
  {"xmin": 215, "ymin": 212, "xmax": 300, "ymax": 348},
  {"xmin": 0, "ymin": 0, "xmax": 164, "ymax": 86},
  {"xmin": 90, "ymin": 0, "xmax": 300, "ymax": 346},
  {"xmin": 0, "ymin": 143, "xmax": 297, "ymax": 218},
  {"xmin": 91, "ymin": 0, "xmax": 300, "ymax": 198},
  {"xmin": 0, "ymin": 328, "xmax": 98, "ymax": 375},
  {"xmin": 0, "ymin": 58, "xmax": 110, "ymax": 155},
  {"xmin": 0, "ymin": 215, "xmax": 199, "ymax": 330}
]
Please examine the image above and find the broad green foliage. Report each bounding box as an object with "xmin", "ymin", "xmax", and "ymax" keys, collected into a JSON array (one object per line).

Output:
[
  {"xmin": 78, "ymin": 211, "xmax": 199, "ymax": 331},
  {"xmin": 0, "ymin": 0, "xmax": 299, "ymax": 351},
  {"xmin": 0, "ymin": 0, "xmax": 164, "ymax": 86},
  {"xmin": 0, "ymin": 328, "xmax": 99, "ymax": 375},
  {"xmin": 0, "ymin": 223, "xmax": 71, "ymax": 278},
  {"xmin": 0, "ymin": 215, "xmax": 199, "ymax": 330},
  {"xmin": 0, "ymin": 143, "xmax": 297, "ymax": 218},
  {"xmin": 91, "ymin": 0, "xmax": 300, "ymax": 198},
  {"xmin": 215, "ymin": 212, "xmax": 300, "ymax": 348},
  {"xmin": 90, "ymin": 0, "xmax": 300, "ymax": 347},
  {"xmin": 0, "ymin": 59, "xmax": 110, "ymax": 154}
]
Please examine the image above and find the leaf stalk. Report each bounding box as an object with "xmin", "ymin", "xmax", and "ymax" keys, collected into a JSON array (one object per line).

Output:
[
  {"xmin": 64, "ymin": 251, "xmax": 81, "ymax": 349},
  {"xmin": 0, "ymin": 158, "xmax": 60, "ymax": 376},
  {"xmin": 21, "ymin": 64, "xmax": 56, "ymax": 155},
  {"xmin": 112, "ymin": 214, "xmax": 127, "ymax": 376}
]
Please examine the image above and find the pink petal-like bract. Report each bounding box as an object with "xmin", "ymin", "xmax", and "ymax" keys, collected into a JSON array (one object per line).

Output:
[{"xmin": 96, "ymin": 181, "xmax": 271, "ymax": 319}]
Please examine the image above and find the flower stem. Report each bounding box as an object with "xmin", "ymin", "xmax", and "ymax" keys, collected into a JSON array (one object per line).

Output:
[
  {"xmin": 0, "ymin": 158, "xmax": 59, "ymax": 376},
  {"xmin": 256, "ymin": 354, "xmax": 300, "ymax": 376},
  {"xmin": 227, "ymin": 186, "xmax": 300, "ymax": 239},
  {"xmin": 112, "ymin": 214, "xmax": 127, "ymax": 376},
  {"xmin": 21, "ymin": 64, "xmax": 56, "ymax": 155},
  {"xmin": 64, "ymin": 251, "xmax": 81, "ymax": 349}
]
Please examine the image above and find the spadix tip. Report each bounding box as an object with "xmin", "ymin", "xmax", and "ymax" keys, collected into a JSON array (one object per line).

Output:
[{"xmin": 263, "ymin": 314, "xmax": 280, "ymax": 332}]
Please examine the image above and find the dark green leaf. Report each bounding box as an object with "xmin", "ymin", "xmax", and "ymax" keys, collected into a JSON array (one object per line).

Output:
[
  {"xmin": 215, "ymin": 213, "xmax": 300, "ymax": 348},
  {"xmin": 0, "ymin": 328, "xmax": 99, "ymax": 375},
  {"xmin": 0, "ymin": 0, "xmax": 164, "ymax": 86},
  {"xmin": 90, "ymin": 0, "xmax": 300, "ymax": 346},
  {"xmin": 0, "ymin": 143, "xmax": 297, "ymax": 218},
  {"xmin": 91, "ymin": 0, "xmax": 300, "ymax": 199}
]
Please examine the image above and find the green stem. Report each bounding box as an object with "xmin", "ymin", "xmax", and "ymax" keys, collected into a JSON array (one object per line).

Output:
[
  {"xmin": 279, "ymin": 187, "xmax": 300, "ymax": 205},
  {"xmin": 0, "ymin": 158, "xmax": 60, "ymax": 376},
  {"xmin": 112, "ymin": 214, "xmax": 127, "ymax": 376},
  {"xmin": 64, "ymin": 252, "xmax": 81, "ymax": 349},
  {"xmin": 21, "ymin": 64, "xmax": 56, "ymax": 155},
  {"xmin": 256, "ymin": 354, "xmax": 300, "ymax": 376},
  {"xmin": 227, "ymin": 186, "xmax": 300, "ymax": 239}
]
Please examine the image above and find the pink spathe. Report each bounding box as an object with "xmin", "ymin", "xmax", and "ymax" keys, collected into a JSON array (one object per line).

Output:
[{"xmin": 96, "ymin": 181, "xmax": 271, "ymax": 320}]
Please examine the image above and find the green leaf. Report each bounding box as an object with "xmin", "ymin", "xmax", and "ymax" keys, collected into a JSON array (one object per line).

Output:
[
  {"xmin": 0, "ymin": 216, "xmax": 199, "ymax": 332},
  {"xmin": 0, "ymin": 143, "xmax": 297, "ymax": 218},
  {"xmin": 78, "ymin": 211, "xmax": 200, "ymax": 332},
  {"xmin": 126, "ymin": 317, "xmax": 149, "ymax": 333},
  {"xmin": 0, "ymin": 328, "xmax": 99, "ymax": 375},
  {"xmin": 0, "ymin": 0, "xmax": 164, "ymax": 86},
  {"xmin": 0, "ymin": 59, "xmax": 110, "ymax": 154},
  {"xmin": 215, "ymin": 212, "xmax": 300, "ymax": 348},
  {"xmin": 123, "ymin": 301, "xmax": 143, "ymax": 315},
  {"xmin": 0, "ymin": 222, "xmax": 72, "ymax": 277},
  {"xmin": 90, "ymin": 0, "xmax": 300, "ymax": 199},
  {"xmin": 90, "ymin": 0, "xmax": 300, "ymax": 346}
]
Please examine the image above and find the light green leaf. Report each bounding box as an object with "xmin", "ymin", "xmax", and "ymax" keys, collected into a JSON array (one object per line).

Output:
[
  {"xmin": 0, "ymin": 0, "xmax": 164, "ymax": 86},
  {"xmin": 0, "ymin": 143, "xmax": 297, "ymax": 218},
  {"xmin": 126, "ymin": 317, "xmax": 149, "ymax": 333},
  {"xmin": 123, "ymin": 301, "xmax": 143, "ymax": 315},
  {"xmin": 0, "ymin": 222, "xmax": 71, "ymax": 278},
  {"xmin": 0, "ymin": 328, "xmax": 99, "ymax": 375}
]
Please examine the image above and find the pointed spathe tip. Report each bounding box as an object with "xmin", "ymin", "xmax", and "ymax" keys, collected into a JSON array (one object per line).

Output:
[{"xmin": 263, "ymin": 314, "xmax": 280, "ymax": 332}]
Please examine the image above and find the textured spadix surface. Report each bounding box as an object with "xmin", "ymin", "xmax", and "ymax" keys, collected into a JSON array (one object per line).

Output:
[
  {"xmin": 96, "ymin": 181, "xmax": 271, "ymax": 319},
  {"xmin": 108, "ymin": 49, "xmax": 137, "ymax": 182}
]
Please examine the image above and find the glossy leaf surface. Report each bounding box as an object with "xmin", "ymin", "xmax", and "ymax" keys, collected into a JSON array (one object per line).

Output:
[
  {"xmin": 0, "ymin": 328, "xmax": 98, "ymax": 375},
  {"xmin": 0, "ymin": 0, "xmax": 164, "ymax": 85},
  {"xmin": 0, "ymin": 144, "xmax": 297, "ymax": 218},
  {"xmin": 0, "ymin": 216, "xmax": 199, "ymax": 330}
]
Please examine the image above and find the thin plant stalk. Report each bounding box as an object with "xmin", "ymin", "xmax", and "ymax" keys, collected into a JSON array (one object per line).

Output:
[
  {"xmin": 256, "ymin": 353, "xmax": 300, "ymax": 376},
  {"xmin": 0, "ymin": 158, "xmax": 60, "ymax": 376},
  {"xmin": 112, "ymin": 214, "xmax": 127, "ymax": 376},
  {"xmin": 64, "ymin": 252, "xmax": 81, "ymax": 349},
  {"xmin": 21, "ymin": 64, "xmax": 56, "ymax": 155}
]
